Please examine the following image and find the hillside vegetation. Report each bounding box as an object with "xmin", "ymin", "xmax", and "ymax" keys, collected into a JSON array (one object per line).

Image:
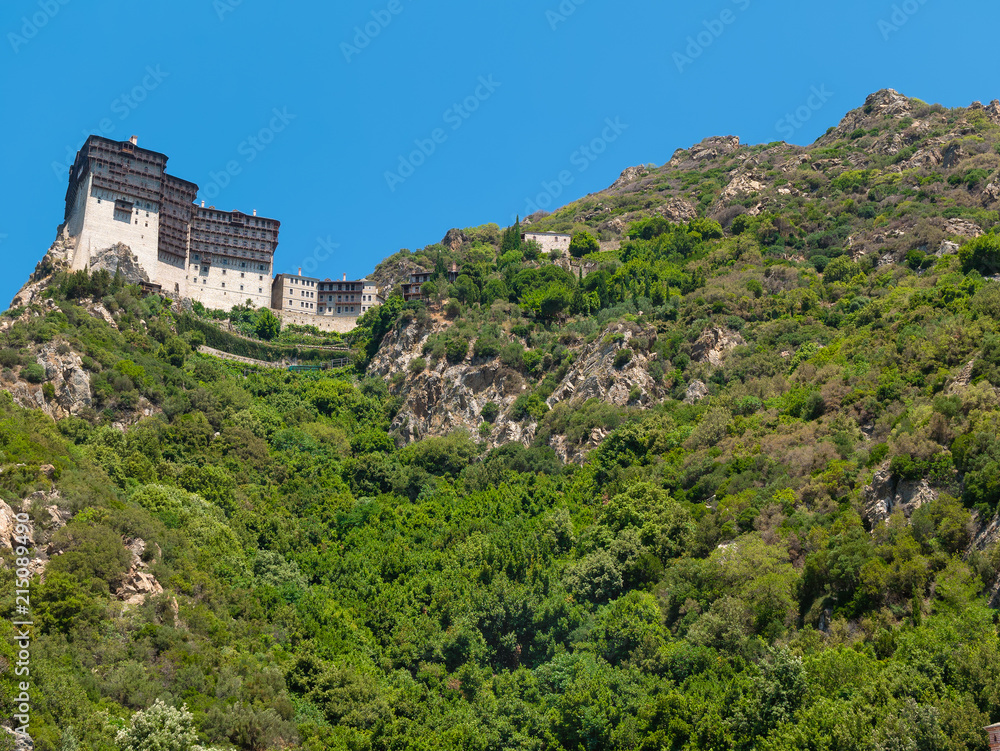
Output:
[{"xmin": 1, "ymin": 89, "xmax": 1000, "ymax": 750}]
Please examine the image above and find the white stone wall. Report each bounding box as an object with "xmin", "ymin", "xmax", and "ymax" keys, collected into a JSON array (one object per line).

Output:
[
  {"xmin": 277, "ymin": 309, "xmax": 358, "ymax": 334},
  {"xmin": 68, "ymin": 175, "xmax": 160, "ymax": 276},
  {"xmin": 187, "ymin": 259, "xmax": 272, "ymax": 311},
  {"xmin": 156, "ymin": 253, "xmax": 188, "ymax": 299},
  {"xmin": 523, "ymin": 232, "xmax": 571, "ymax": 255}
]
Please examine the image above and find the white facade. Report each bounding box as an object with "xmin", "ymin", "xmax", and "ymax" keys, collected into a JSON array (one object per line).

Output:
[
  {"xmin": 522, "ymin": 232, "xmax": 572, "ymax": 255},
  {"xmin": 187, "ymin": 251, "xmax": 273, "ymax": 311},
  {"xmin": 67, "ymin": 173, "xmax": 161, "ymax": 280}
]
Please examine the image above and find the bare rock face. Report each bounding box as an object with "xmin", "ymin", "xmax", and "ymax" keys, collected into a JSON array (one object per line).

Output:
[
  {"xmin": 690, "ymin": 328, "xmax": 746, "ymax": 367},
  {"xmin": 718, "ymin": 174, "xmax": 765, "ymax": 204},
  {"xmin": 10, "ymin": 230, "xmax": 76, "ymax": 308},
  {"xmin": 3, "ymin": 340, "xmax": 93, "ymax": 421},
  {"xmin": 863, "ymin": 464, "xmax": 938, "ymax": 527},
  {"xmin": 391, "ymin": 360, "xmax": 526, "ymax": 444},
  {"xmin": 89, "ymin": 243, "xmax": 150, "ymax": 284},
  {"xmin": 944, "ymin": 217, "xmax": 983, "ymax": 239},
  {"xmin": 669, "ymin": 136, "xmax": 740, "ymax": 166},
  {"xmin": 442, "ymin": 228, "xmax": 469, "ymax": 251},
  {"xmin": 610, "ymin": 165, "xmax": 650, "ymax": 190},
  {"xmin": 985, "ymin": 100, "xmax": 1000, "ymax": 126},
  {"xmin": 685, "ymin": 380, "xmax": 710, "ymax": 404},
  {"xmin": 371, "ymin": 318, "xmax": 529, "ymax": 446},
  {"xmin": 370, "ymin": 317, "xmax": 664, "ymax": 462},
  {"xmin": 116, "ymin": 537, "xmax": 164, "ymax": 607},
  {"xmin": 547, "ymin": 322, "xmax": 661, "ymax": 409},
  {"xmin": 936, "ymin": 240, "xmax": 961, "ymax": 258},
  {"xmin": 3, "ymin": 727, "xmax": 33, "ymax": 751},
  {"xmin": 657, "ymin": 198, "xmax": 699, "ymax": 224},
  {"xmin": 983, "ymin": 182, "xmax": 1000, "ymax": 206},
  {"xmin": 831, "ymin": 89, "xmax": 914, "ymax": 138},
  {"xmin": 969, "ymin": 511, "xmax": 1000, "ymax": 607},
  {"xmin": 0, "ymin": 499, "xmax": 26, "ymax": 550},
  {"xmin": 37, "ymin": 341, "xmax": 92, "ymax": 415}
]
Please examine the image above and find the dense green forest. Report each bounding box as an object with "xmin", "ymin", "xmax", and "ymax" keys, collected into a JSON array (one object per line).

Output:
[{"xmin": 2, "ymin": 90, "xmax": 1000, "ymax": 750}]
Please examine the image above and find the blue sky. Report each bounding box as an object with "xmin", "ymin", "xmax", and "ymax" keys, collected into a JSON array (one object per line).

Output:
[{"xmin": 0, "ymin": 0, "xmax": 997, "ymax": 305}]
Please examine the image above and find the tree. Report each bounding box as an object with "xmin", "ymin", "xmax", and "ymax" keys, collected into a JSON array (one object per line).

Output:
[
  {"xmin": 959, "ymin": 233, "xmax": 1000, "ymax": 275},
  {"xmin": 823, "ymin": 255, "xmax": 858, "ymax": 283},
  {"xmin": 521, "ymin": 282, "xmax": 572, "ymax": 319},
  {"xmin": 501, "ymin": 216, "xmax": 523, "ymax": 252},
  {"xmin": 116, "ymin": 700, "xmax": 218, "ymax": 751},
  {"xmin": 453, "ymin": 274, "xmax": 480, "ymax": 304},
  {"xmin": 569, "ymin": 231, "xmax": 599, "ymax": 258},
  {"xmin": 253, "ymin": 308, "xmax": 282, "ymax": 341}
]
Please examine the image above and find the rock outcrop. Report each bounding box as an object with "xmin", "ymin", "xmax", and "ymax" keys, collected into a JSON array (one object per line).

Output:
[
  {"xmin": 657, "ymin": 197, "xmax": 699, "ymax": 224},
  {"xmin": 88, "ymin": 243, "xmax": 150, "ymax": 284},
  {"xmin": 546, "ymin": 322, "xmax": 661, "ymax": 411},
  {"xmin": 610, "ymin": 165, "xmax": 650, "ymax": 190},
  {"xmin": 863, "ymin": 464, "xmax": 938, "ymax": 527},
  {"xmin": 969, "ymin": 511, "xmax": 1000, "ymax": 607},
  {"xmin": 684, "ymin": 380, "xmax": 710, "ymax": 404},
  {"xmin": 442, "ymin": 228, "xmax": 469, "ymax": 251},
  {"xmin": 690, "ymin": 328, "xmax": 746, "ymax": 367},
  {"xmin": 0, "ymin": 499, "xmax": 27, "ymax": 550},
  {"xmin": 116, "ymin": 537, "xmax": 164, "ymax": 607},
  {"xmin": 670, "ymin": 136, "xmax": 741, "ymax": 166},
  {"xmin": 370, "ymin": 315, "xmax": 665, "ymax": 462},
  {"xmin": 824, "ymin": 89, "xmax": 914, "ymax": 142},
  {"xmin": 10, "ymin": 228, "xmax": 76, "ymax": 308},
  {"xmin": 0, "ymin": 339, "xmax": 93, "ymax": 420}
]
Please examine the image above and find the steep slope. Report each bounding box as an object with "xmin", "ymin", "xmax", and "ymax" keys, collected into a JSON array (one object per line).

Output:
[{"xmin": 3, "ymin": 89, "xmax": 1000, "ymax": 750}]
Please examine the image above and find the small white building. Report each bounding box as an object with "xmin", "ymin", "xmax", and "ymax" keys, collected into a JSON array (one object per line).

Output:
[{"xmin": 521, "ymin": 231, "xmax": 572, "ymax": 254}]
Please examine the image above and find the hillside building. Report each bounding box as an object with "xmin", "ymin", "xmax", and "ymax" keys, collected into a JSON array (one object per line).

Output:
[
  {"xmin": 987, "ymin": 724, "xmax": 1000, "ymax": 751},
  {"xmin": 521, "ymin": 231, "xmax": 572, "ymax": 254},
  {"xmin": 401, "ymin": 264, "xmax": 461, "ymax": 302},
  {"xmin": 188, "ymin": 205, "xmax": 278, "ymax": 310},
  {"xmin": 63, "ymin": 135, "xmax": 277, "ymax": 307},
  {"xmin": 272, "ymin": 271, "xmax": 380, "ymax": 333},
  {"xmin": 62, "ymin": 134, "xmax": 380, "ymax": 329}
]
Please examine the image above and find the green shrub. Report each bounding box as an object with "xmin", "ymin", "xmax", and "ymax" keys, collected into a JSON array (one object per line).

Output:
[
  {"xmin": 569, "ymin": 231, "xmax": 600, "ymax": 258},
  {"xmin": 409, "ymin": 357, "xmax": 427, "ymax": 374},
  {"xmin": 959, "ymin": 233, "xmax": 1000, "ymax": 275},
  {"xmin": 614, "ymin": 349, "xmax": 633, "ymax": 369},
  {"xmin": 523, "ymin": 349, "xmax": 545, "ymax": 375},
  {"xmin": 474, "ymin": 337, "xmax": 502, "ymax": 359},
  {"xmin": 511, "ymin": 393, "xmax": 549, "ymax": 422},
  {"xmin": 869, "ymin": 443, "xmax": 890, "ymax": 466},
  {"xmin": 500, "ymin": 342, "xmax": 524, "ymax": 369},
  {"xmin": 824, "ymin": 256, "xmax": 859, "ymax": 283},
  {"xmin": 445, "ymin": 336, "xmax": 470, "ymax": 364},
  {"xmin": 21, "ymin": 363, "xmax": 46, "ymax": 383},
  {"xmin": 481, "ymin": 402, "xmax": 500, "ymax": 423},
  {"xmin": 0, "ymin": 349, "xmax": 23, "ymax": 368}
]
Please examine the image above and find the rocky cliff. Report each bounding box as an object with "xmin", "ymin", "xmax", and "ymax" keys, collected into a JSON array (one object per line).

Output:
[{"xmin": 370, "ymin": 311, "xmax": 684, "ymax": 463}]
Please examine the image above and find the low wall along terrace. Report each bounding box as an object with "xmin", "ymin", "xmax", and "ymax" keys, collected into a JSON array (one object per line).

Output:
[{"xmin": 277, "ymin": 309, "xmax": 360, "ymax": 334}]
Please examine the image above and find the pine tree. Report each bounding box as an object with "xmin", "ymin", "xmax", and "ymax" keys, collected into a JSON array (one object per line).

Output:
[{"xmin": 501, "ymin": 216, "xmax": 523, "ymax": 252}]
